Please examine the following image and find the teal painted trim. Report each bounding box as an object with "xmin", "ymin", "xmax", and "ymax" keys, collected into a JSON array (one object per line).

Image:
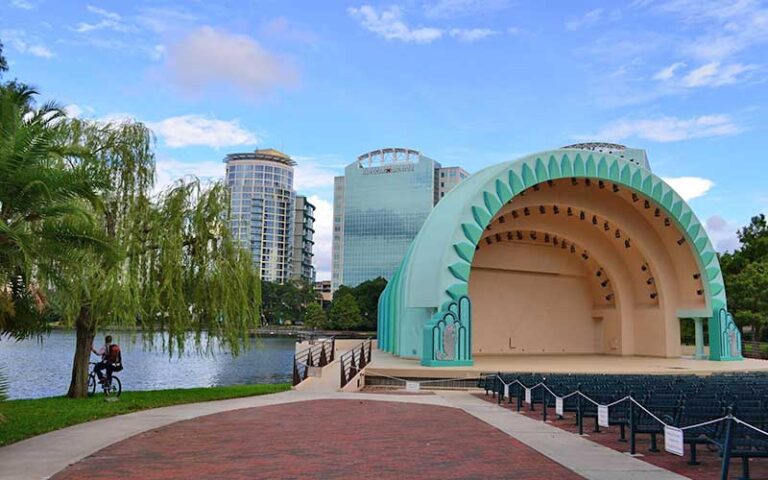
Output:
[
  {"xmin": 708, "ymin": 308, "xmax": 743, "ymax": 360},
  {"xmin": 421, "ymin": 296, "xmax": 473, "ymax": 366},
  {"xmin": 424, "ymin": 150, "xmax": 732, "ymax": 363}
]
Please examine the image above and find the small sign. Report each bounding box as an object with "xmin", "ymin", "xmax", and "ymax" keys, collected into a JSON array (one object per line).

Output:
[
  {"xmin": 405, "ymin": 381, "xmax": 420, "ymax": 393},
  {"xmin": 664, "ymin": 426, "xmax": 684, "ymax": 456},
  {"xmin": 524, "ymin": 388, "xmax": 531, "ymax": 404},
  {"xmin": 555, "ymin": 397, "xmax": 564, "ymax": 416},
  {"xmin": 598, "ymin": 405, "xmax": 610, "ymax": 427},
  {"xmin": 503, "ymin": 383, "xmax": 509, "ymax": 399}
]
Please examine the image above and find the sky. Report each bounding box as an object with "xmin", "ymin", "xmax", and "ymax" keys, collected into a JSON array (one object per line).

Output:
[{"xmin": 1, "ymin": 0, "xmax": 767, "ymax": 280}]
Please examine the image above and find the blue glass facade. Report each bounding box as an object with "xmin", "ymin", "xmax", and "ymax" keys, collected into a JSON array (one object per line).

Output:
[{"xmin": 341, "ymin": 153, "xmax": 439, "ymax": 287}]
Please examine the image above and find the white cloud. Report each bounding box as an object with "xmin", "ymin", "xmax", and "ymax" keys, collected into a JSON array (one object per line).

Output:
[
  {"xmin": 63, "ymin": 104, "xmax": 95, "ymax": 118},
  {"xmin": 643, "ymin": 0, "xmax": 768, "ymax": 60},
  {"xmin": 587, "ymin": 114, "xmax": 742, "ymax": 142},
  {"xmin": 1, "ymin": 29, "xmax": 53, "ymax": 58},
  {"xmin": 166, "ymin": 26, "xmax": 297, "ymax": 98},
  {"xmin": 423, "ymin": 0, "xmax": 510, "ymax": 18},
  {"xmin": 11, "ymin": 0, "xmax": 34, "ymax": 9},
  {"xmin": 705, "ymin": 214, "xmax": 741, "ymax": 252},
  {"xmin": 681, "ymin": 61, "xmax": 756, "ymax": 87},
  {"xmin": 75, "ymin": 5, "xmax": 134, "ymax": 33},
  {"xmin": 154, "ymin": 157, "xmax": 224, "ymax": 194},
  {"xmin": 147, "ymin": 115, "xmax": 259, "ymax": 149},
  {"xmin": 293, "ymin": 157, "xmax": 340, "ymax": 192},
  {"xmin": 449, "ymin": 28, "xmax": 499, "ymax": 42},
  {"xmin": 566, "ymin": 8, "xmax": 618, "ymax": 31},
  {"xmin": 661, "ymin": 176, "xmax": 714, "ymax": 201},
  {"xmin": 308, "ymin": 195, "xmax": 333, "ymax": 281},
  {"xmin": 348, "ymin": 5, "xmax": 444, "ymax": 43},
  {"xmin": 652, "ymin": 62, "xmax": 686, "ymax": 80}
]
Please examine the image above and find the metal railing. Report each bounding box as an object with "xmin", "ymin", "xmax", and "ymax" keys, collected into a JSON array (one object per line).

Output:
[
  {"xmin": 340, "ymin": 338, "xmax": 372, "ymax": 388},
  {"xmin": 292, "ymin": 337, "xmax": 335, "ymax": 386}
]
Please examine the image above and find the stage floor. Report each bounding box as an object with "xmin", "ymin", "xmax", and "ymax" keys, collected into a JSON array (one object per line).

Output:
[{"xmin": 364, "ymin": 348, "xmax": 768, "ymax": 379}]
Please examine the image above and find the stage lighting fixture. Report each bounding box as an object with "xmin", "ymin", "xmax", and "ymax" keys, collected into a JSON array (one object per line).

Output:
[
  {"xmin": 533, "ymin": 184, "xmax": 540, "ymax": 191},
  {"xmin": 677, "ymin": 237, "xmax": 686, "ymax": 246},
  {"xmin": 612, "ymin": 184, "xmax": 619, "ymax": 193},
  {"xmin": 654, "ymin": 208, "xmax": 660, "ymax": 217},
  {"xmin": 605, "ymin": 294, "xmax": 614, "ymax": 301},
  {"xmin": 625, "ymin": 239, "xmax": 631, "ymax": 249},
  {"xmin": 580, "ymin": 211, "xmax": 586, "ymax": 221},
  {"xmin": 592, "ymin": 215, "xmax": 598, "ymax": 225},
  {"xmin": 539, "ymin": 205, "xmax": 546, "ymax": 214},
  {"xmin": 524, "ymin": 208, "xmax": 530, "ymax": 216},
  {"xmin": 512, "ymin": 210, "xmax": 518, "ymax": 219},
  {"xmin": 632, "ymin": 193, "xmax": 639, "ymax": 202},
  {"xmin": 547, "ymin": 180, "xmax": 554, "ymax": 187},
  {"xmin": 570, "ymin": 245, "xmax": 576, "ymax": 254},
  {"xmin": 507, "ymin": 232, "xmax": 513, "ymax": 240},
  {"xmin": 567, "ymin": 207, "xmax": 573, "ymax": 216},
  {"xmin": 530, "ymin": 232, "xmax": 537, "ymax": 240},
  {"xmin": 499, "ymin": 215, "xmax": 505, "ymax": 223},
  {"xmin": 604, "ymin": 221, "xmax": 610, "ymax": 231},
  {"xmin": 644, "ymin": 200, "xmax": 650, "ymax": 209},
  {"xmin": 693, "ymin": 273, "xmax": 701, "ymax": 280},
  {"xmin": 571, "ymin": 178, "xmax": 578, "ymax": 186},
  {"xmin": 553, "ymin": 206, "xmax": 560, "ymax": 215},
  {"xmin": 615, "ymin": 229, "xmax": 621, "ymax": 238},
  {"xmin": 601, "ymin": 280, "xmax": 609, "ymax": 288},
  {"xmin": 485, "ymin": 237, "xmax": 492, "ymax": 245},
  {"xmin": 664, "ymin": 218, "xmax": 671, "ymax": 227},
  {"xmin": 544, "ymin": 234, "xmax": 550, "ymax": 243},
  {"xmin": 646, "ymin": 277, "xmax": 655, "ymax": 285},
  {"xmin": 599, "ymin": 180, "xmax": 605, "ymax": 189},
  {"xmin": 596, "ymin": 269, "xmax": 603, "ymax": 277},
  {"xmin": 697, "ymin": 289, "xmax": 703, "ymax": 296},
  {"xmin": 641, "ymin": 263, "xmax": 648, "ymax": 272},
  {"xmin": 495, "ymin": 234, "xmax": 501, "ymax": 242},
  {"xmin": 650, "ymin": 293, "xmax": 658, "ymax": 300},
  {"xmin": 516, "ymin": 231, "xmax": 523, "ymax": 240},
  {"xmin": 581, "ymin": 252, "xmax": 589, "ymax": 260}
]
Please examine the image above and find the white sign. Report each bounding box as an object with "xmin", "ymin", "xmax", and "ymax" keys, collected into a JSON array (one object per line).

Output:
[
  {"xmin": 503, "ymin": 383, "xmax": 509, "ymax": 398},
  {"xmin": 555, "ymin": 397, "xmax": 564, "ymax": 416},
  {"xmin": 524, "ymin": 388, "xmax": 532, "ymax": 405},
  {"xmin": 598, "ymin": 405, "xmax": 610, "ymax": 427},
  {"xmin": 405, "ymin": 381, "xmax": 420, "ymax": 393},
  {"xmin": 664, "ymin": 426, "xmax": 684, "ymax": 456}
]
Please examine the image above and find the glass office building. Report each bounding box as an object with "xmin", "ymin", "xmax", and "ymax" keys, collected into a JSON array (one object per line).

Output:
[
  {"xmin": 291, "ymin": 195, "xmax": 316, "ymax": 282},
  {"xmin": 225, "ymin": 149, "xmax": 296, "ymax": 283},
  {"xmin": 332, "ymin": 148, "xmax": 468, "ymax": 289}
]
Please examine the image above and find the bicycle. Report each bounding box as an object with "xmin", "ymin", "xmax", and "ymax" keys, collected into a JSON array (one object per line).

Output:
[{"xmin": 88, "ymin": 362, "xmax": 122, "ymax": 398}]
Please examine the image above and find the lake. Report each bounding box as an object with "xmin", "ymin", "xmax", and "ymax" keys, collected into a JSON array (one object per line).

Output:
[{"xmin": 0, "ymin": 331, "xmax": 296, "ymax": 400}]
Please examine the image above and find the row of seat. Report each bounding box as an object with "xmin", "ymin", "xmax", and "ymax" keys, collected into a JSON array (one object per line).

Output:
[{"xmin": 480, "ymin": 372, "xmax": 768, "ymax": 480}]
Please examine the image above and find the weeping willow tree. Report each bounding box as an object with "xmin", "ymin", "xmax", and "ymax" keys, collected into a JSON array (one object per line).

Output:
[{"xmin": 50, "ymin": 120, "xmax": 261, "ymax": 398}]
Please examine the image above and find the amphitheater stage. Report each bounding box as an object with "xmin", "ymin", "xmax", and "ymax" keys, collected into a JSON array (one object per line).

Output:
[{"xmin": 364, "ymin": 348, "xmax": 768, "ymax": 380}]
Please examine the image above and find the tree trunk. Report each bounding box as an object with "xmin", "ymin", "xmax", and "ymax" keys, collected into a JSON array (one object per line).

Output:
[{"xmin": 67, "ymin": 306, "xmax": 95, "ymax": 398}]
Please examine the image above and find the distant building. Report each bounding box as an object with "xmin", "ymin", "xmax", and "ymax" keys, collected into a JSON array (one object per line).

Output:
[
  {"xmin": 314, "ymin": 280, "xmax": 332, "ymax": 307},
  {"xmin": 331, "ymin": 148, "xmax": 468, "ymax": 290},
  {"xmin": 224, "ymin": 148, "xmax": 296, "ymax": 283},
  {"xmin": 292, "ymin": 195, "xmax": 316, "ymax": 282}
]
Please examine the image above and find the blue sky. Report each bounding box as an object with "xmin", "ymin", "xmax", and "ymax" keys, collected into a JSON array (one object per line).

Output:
[{"xmin": 2, "ymin": 0, "xmax": 767, "ymax": 279}]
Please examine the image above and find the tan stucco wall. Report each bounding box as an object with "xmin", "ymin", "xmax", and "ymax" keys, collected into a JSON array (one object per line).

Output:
[{"xmin": 468, "ymin": 179, "xmax": 705, "ymax": 358}]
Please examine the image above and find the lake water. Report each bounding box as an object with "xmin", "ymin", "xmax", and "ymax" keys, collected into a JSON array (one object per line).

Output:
[{"xmin": 0, "ymin": 331, "xmax": 296, "ymax": 400}]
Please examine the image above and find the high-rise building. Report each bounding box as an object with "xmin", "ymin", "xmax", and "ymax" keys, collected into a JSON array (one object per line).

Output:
[
  {"xmin": 225, "ymin": 148, "xmax": 296, "ymax": 283},
  {"xmin": 331, "ymin": 148, "xmax": 468, "ymax": 290},
  {"xmin": 291, "ymin": 195, "xmax": 316, "ymax": 282}
]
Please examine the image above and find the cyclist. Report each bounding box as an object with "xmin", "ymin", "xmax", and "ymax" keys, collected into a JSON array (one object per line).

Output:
[{"xmin": 91, "ymin": 335, "xmax": 122, "ymax": 386}]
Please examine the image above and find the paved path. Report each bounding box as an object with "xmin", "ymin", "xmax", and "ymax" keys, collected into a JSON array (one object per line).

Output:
[{"xmin": 0, "ymin": 390, "xmax": 687, "ymax": 480}]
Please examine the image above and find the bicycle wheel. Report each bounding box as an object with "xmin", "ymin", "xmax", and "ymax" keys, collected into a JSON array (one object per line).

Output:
[
  {"xmin": 88, "ymin": 374, "xmax": 97, "ymax": 397},
  {"xmin": 106, "ymin": 376, "xmax": 121, "ymax": 398}
]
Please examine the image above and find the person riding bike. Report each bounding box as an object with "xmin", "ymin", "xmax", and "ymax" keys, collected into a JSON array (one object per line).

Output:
[{"xmin": 91, "ymin": 335, "xmax": 123, "ymax": 386}]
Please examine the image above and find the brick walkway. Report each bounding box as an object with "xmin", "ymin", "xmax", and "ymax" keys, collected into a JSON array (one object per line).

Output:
[
  {"xmin": 477, "ymin": 393, "xmax": 768, "ymax": 480},
  {"xmin": 52, "ymin": 399, "xmax": 583, "ymax": 480}
]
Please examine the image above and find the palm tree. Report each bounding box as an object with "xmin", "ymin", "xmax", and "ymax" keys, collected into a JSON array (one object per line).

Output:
[{"xmin": 0, "ymin": 84, "xmax": 107, "ymax": 338}]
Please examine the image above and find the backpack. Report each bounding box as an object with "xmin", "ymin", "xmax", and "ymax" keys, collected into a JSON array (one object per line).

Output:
[{"xmin": 107, "ymin": 344, "xmax": 123, "ymax": 371}]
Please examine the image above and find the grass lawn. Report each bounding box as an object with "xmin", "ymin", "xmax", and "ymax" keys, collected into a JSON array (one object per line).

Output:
[{"xmin": 0, "ymin": 383, "xmax": 290, "ymax": 447}]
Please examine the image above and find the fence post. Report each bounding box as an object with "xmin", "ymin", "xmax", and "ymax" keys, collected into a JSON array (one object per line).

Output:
[
  {"xmin": 577, "ymin": 383, "xmax": 584, "ymax": 435},
  {"xmin": 331, "ymin": 337, "xmax": 336, "ymax": 362},
  {"xmin": 543, "ymin": 391, "xmax": 549, "ymax": 422},
  {"xmin": 340, "ymin": 356, "xmax": 346, "ymax": 387},
  {"xmin": 496, "ymin": 372, "xmax": 501, "ymax": 404},
  {"xmin": 629, "ymin": 393, "xmax": 636, "ymax": 455},
  {"xmin": 293, "ymin": 358, "xmax": 300, "ymax": 386},
  {"xmin": 516, "ymin": 379, "xmax": 523, "ymax": 412},
  {"xmin": 719, "ymin": 407, "xmax": 734, "ymax": 480},
  {"xmin": 319, "ymin": 344, "xmax": 328, "ymax": 367}
]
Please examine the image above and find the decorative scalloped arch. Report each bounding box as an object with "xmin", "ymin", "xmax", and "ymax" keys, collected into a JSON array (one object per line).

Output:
[{"xmin": 417, "ymin": 150, "xmax": 740, "ymax": 365}]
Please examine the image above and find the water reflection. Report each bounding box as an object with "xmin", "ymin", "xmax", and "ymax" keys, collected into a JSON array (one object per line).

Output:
[{"xmin": 0, "ymin": 331, "xmax": 295, "ymax": 399}]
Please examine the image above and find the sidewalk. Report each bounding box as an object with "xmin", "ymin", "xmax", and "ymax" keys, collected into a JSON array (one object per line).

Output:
[{"xmin": 0, "ymin": 388, "xmax": 687, "ymax": 479}]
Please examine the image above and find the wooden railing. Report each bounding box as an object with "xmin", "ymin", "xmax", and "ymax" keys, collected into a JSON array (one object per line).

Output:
[
  {"xmin": 340, "ymin": 338, "xmax": 373, "ymax": 388},
  {"xmin": 293, "ymin": 337, "xmax": 335, "ymax": 386}
]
